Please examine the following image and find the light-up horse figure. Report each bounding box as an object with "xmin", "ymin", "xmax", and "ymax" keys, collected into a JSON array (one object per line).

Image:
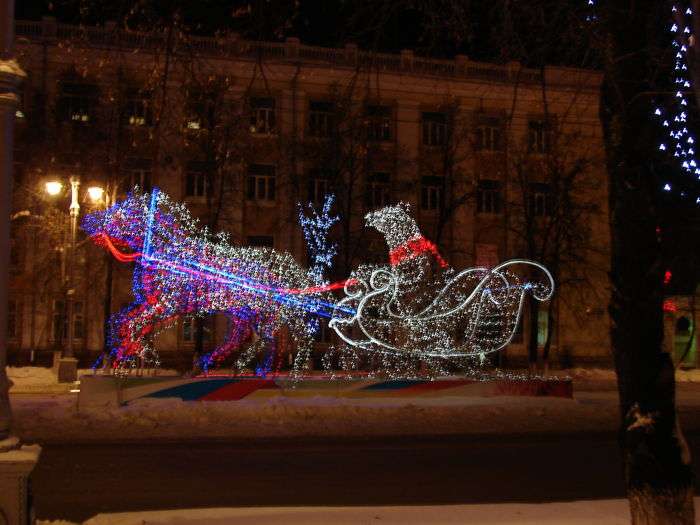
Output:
[{"xmin": 82, "ymin": 189, "xmax": 339, "ymax": 375}]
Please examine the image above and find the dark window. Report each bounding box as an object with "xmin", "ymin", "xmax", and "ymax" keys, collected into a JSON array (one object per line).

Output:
[
  {"xmin": 250, "ymin": 97, "xmax": 276, "ymax": 134},
  {"xmin": 182, "ymin": 317, "xmax": 212, "ymax": 343},
  {"xmin": 123, "ymin": 89, "xmax": 152, "ymax": 127},
  {"xmin": 121, "ymin": 158, "xmax": 152, "ymax": 194},
  {"xmin": 52, "ymin": 299, "xmax": 66, "ymax": 342},
  {"xmin": 366, "ymin": 172, "xmax": 391, "ymax": 208},
  {"xmin": 9, "ymin": 229, "xmax": 21, "ymax": 273},
  {"xmin": 57, "ymin": 82, "xmax": 98, "ymax": 124},
  {"xmin": 528, "ymin": 120, "xmax": 552, "ymax": 153},
  {"xmin": 528, "ymin": 182, "xmax": 554, "ymax": 216},
  {"xmin": 308, "ymin": 101, "xmax": 335, "ymax": 137},
  {"xmin": 313, "ymin": 319, "xmax": 333, "ymax": 343},
  {"xmin": 247, "ymin": 235, "xmax": 274, "ymax": 248},
  {"xmin": 73, "ymin": 301, "xmax": 84, "ymax": 340},
  {"xmin": 308, "ymin": 169, "xmax": 331, "ymax": 205},
  {"xmin": 7, "ymin": 299, "xmax": 18, "ymax": 340},
  {"xmin": 365, "ymin": 105, "xmax": 392, "ymax": 142},
  {"xmin": 421, "ymin": 176, "xmax": 442, "ymax": 210},
  {"xmin": 246, "ymin": 164, "xmax": 276, "ymax": 201},
  {"xmin": 422, "ymin": 112, "xmax": 447, "ymax": 146},
  {"xmin": 475, "ymin": 116, "xmax": 504, "ymax": 151},
  {"xmin": 476, "ymin": 180, "xmax": 502, "ymax": 214},
  {"xmin": 185, "ymin": 161, "xmax": 210, "ymax": 198}
]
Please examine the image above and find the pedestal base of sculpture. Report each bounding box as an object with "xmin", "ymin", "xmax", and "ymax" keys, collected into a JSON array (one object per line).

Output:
[
  {"xmin": 0, "ymin": 436, "xmax": 40, "ymax": 525},
  {"xmin": 56, "ymin": 357, "xmax": 78, "ymax": 384}
]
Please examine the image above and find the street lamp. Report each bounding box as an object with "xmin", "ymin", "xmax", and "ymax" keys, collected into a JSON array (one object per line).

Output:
[{"xmin": 45, "ymin": 175, "xmax": 105, "ymax": 382}]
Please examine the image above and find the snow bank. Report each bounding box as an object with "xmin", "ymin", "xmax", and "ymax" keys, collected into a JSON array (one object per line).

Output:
[
  {"xmin": 42, "ymin": 497, "xmax": 697, "ymax": 525},
  {"xmin": 7, "ymin": 367, "xmax": 179, "ymax": 393}
]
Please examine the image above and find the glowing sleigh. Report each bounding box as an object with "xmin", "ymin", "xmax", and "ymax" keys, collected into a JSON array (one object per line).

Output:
[{"xmin": 329, "ymin": 260, "xmax": 554, "ymax": 359}]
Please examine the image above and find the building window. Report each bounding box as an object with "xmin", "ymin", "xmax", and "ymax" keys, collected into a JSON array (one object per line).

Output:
[
  {"xmin": 185, "ymin": 89, "xmax": 216, "ymax": 131},
  {"xmin": 308, "ymin": 101, "xmax": 335, "ymax": 138},
  {"xmin": 313, "ymin": 319, "xmax": 333, "ymax": 343},
  {"xmin": 182, "ymin": 317, "xmax": 212, "ymax": 344},
  {"xmin": 52, "ymin": 299, "xmax": 66, "ymax": 342},
  {"xmin": 366, "ymin": 172, "xmax": 391, "ymax": 209},
  {"xmin": 246, "ymin": 164, "xmax": 276, "ymax": 201},
  {"xmin": 123, "ymin": 89, "xmax": 152, "ymax": 127},
  {"xmin": 57, "ymin": 82, "xmax": 98, "ymax": 124},
  {"xmin": 250, "ymin": 97, "xmax": 276, "ymax": 134},
  {"xmin": 121, "ymin": 159, "xmax": 152, "ymax": 194},
  {"xmin": 421, "ymin": 176, "xmax": 442, "ymax": 211},
  {"xmin": 528, "ymin": 182, "xmax": 554, "ymax": 216},
  {"xmin": 365, "ymin": 105, "xmax": 392, "ymax": 142},
  {"xmin": 422, "ymin": 112, "xmax": 447, "ymax": 147},
  {"xmin": 9, "ymin": 229, "xmax": 21, "ymax": 274},
  {"xmin": 7, "ymin": 299, "xmax": 18, "ymax": 340},
  {"xmin": 475, "ymin": 116, "xmax": 504, "ymax": 151},
  {"xmin": 528, "ymin": 119, "xmax": 552, "ymax": 154},
  {"xmin": 185, "ymin": 161, "xmax": 210, "ymax": 198},
  {"xmin": 308, "ymin": 169, "xmax": 331, "ymax": 205},
  {"xmin": 73, "ymin": 301, "xmax": 85, "ymax": 340},
  {"xmin": 476, "ymin": 180, "xmax": 502, "ymax": 214},
  {"xmin": 247, "ymin": 235, "xmax": 274, "ymax": 248}
]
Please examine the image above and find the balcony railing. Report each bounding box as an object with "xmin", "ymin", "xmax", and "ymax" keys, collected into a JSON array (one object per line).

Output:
[{"xmin": 15, "ymin": 19, "xmax": 597, "ymax": 88}]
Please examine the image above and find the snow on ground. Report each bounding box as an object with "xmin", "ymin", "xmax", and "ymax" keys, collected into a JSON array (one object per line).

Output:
[
  {"xmin": 7, "ymin": 367, "xmax": 179, "ymax": 393},
  {"xmin": 41, "ymin": 497, "xmax": 700, "ymax": 525}
]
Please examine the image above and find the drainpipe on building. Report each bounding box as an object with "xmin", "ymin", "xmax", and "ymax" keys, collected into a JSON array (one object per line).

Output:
[{"xmin": 0, "ymin": 3, "xmax": 41, "ymax": 524}]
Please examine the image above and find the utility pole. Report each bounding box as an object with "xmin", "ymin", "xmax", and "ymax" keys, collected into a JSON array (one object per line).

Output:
[{"xmin": 0, "ymin": 2, "xmax": 41, "ymax": 523}]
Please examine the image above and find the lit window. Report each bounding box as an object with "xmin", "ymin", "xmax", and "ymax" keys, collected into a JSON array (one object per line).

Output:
[
  {"xmin": 57, "ymin": 82, "xmax": 98, "ymax": 124},
  {"xmin": 366, "ymin": 172, "xmax": 391, "ymax": 208},
  {"xmin": 250, "ymin": 97, "xmax": 276, "ymax": 134},
  {"xmin": 123, "ymin": 89, "xmax": 152, "ymax": 127},
  {"xmin": 476, "ymin": 180, "xmax": 502, "ymax": 214},
  {"xmin": 308, "ymin": 101, "xmax": 335, "ymax": 137},
  {"xmin": 365, "ymin": 105, "xmax": 392, "ymax": 142},
  {"xmin": 421, "ymin": 176, "xmax": 442, "ymax": 210},
  {"xmin": 246, "ymin": 164, "xmax": 276, "ymax": 201},
  {"xmin": 422, "ymin": 112, "xmax": 447, "ymax": 146}
]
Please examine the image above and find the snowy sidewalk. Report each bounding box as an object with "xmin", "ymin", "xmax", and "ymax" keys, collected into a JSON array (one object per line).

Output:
[{"xmin": 39, "ymin": 498, "xmax": 697, "ymax": 525}]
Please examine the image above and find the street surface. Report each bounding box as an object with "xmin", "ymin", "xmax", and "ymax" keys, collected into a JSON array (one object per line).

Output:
[{"xmin": 31, "ymin": 431, "xmax": 700, "ymax": 522}]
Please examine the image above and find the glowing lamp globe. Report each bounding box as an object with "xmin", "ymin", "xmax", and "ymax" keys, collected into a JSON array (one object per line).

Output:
[
  {"xmin": 45, "ymin": 181, "xmax": 63, "ymax": 196},
  {"xmin": 87, "ymin": 186, "xmax": 105, "ymax": 203}
]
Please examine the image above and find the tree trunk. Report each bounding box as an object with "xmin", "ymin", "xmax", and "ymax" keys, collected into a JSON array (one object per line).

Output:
[
  {"xmin": 601, "ymin": 2, "xmax": 694, "ymax": 521},
  {"xmin": 102, "ymin": 252, "xmax": 113, "ymax": 358}
]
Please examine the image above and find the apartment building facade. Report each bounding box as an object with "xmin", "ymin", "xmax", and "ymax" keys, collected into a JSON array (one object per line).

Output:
[{"xmin": 7, "ymin": 17, "xmax": 612, "ymax": 370}]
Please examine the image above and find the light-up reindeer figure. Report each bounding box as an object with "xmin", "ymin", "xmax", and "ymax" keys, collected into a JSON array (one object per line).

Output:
[{"xmin": 82, "ymin": 189, "xmax": 330, "ymax": 375}]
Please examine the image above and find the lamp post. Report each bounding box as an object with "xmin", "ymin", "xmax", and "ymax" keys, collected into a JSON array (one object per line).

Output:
[
  {"xmin": 45, "ymin": 177, "xmax": 104, "ymax": 382},
  {"xmin": 0, "ymin": 1, "xmax": 41, "ymax": 523}
]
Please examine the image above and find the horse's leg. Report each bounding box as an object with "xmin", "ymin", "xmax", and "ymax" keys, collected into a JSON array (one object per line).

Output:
[
  {"xmin": 200, "ymin": 311, "xmax": 252, "ymax": 372},
  {"xmin": 112, "ymin": 302, "xmax": 167, "ymax": 368},
  {"xmin": 255, "ymin": 320, "xmax": 277, "ymax": 377},
  {"xmin": 290, "ymin": 317, "xmax": 315, "ymax": 380}
]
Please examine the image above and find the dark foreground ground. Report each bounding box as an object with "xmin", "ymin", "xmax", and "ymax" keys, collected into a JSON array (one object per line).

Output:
[{"xmin": 32, "ymin": 431, "xmax": 700, "ymax": 522}]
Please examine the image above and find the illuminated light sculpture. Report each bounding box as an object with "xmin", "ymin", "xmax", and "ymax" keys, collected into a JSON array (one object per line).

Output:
[
  {"xmin": 329, "ymin": 203, "xmax": 555, "ymax": 368},
  {"xmin": 85, "ymin": 190, "xmax": 554, "ymax": 379},
  {"xmin": 82, "ymin": 188, "xmax": 342, "ymax": 375}
]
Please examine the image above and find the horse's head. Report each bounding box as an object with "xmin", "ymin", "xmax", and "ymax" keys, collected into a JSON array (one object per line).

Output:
[
  {"xmin": 365, "ymin": 202, "xmax": 420, "ymax": 249},
  {"xmin": 82, "ymin": 190, "xmax": 152, "ymax": 254}
]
